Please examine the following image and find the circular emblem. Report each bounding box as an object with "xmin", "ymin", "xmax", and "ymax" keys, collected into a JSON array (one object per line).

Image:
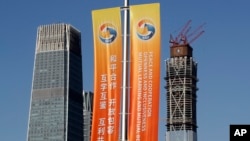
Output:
[
  {"xmin": 136, "ymin": 19, "xmax": 155, "ymax": 40},
  {"xmin": 99, "ymin": 23, "xmax": 117, "ymax": 44}
]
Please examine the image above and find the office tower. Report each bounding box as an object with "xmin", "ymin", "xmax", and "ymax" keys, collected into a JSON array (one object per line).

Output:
[
  {"xmin": 83, "ymin": 91, "xmax": 93, "ymax": 141},
  {"xmin": 27, "ymin": 23, "xmax": 83, "ymax": 141},
  {"xmin": 165, "ymin": 44, "xmax": 198, "ymax": 141}
]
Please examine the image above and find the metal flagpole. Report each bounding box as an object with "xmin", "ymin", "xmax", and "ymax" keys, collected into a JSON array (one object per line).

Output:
[{"xmin": 121, "ymin": 0, "xmax": 129, "ymax": 140}]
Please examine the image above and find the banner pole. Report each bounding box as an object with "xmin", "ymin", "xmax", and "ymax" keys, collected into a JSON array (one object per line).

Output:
[{"xmin": 121, "ymin": 0, "xmax": 129, "ymax": 140}]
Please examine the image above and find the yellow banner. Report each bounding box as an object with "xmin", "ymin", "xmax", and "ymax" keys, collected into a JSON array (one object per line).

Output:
[
  {"xmin": 91, "ymin": 7, "xmax": 122, "ymax": 141},
  {"xmin": 129, "ymin": 3, "xmax": 161, "ymax": 141}
]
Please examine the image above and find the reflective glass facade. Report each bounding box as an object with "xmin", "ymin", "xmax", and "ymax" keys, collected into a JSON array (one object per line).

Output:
[
  {"xmin": 27, "ymin": 23, "xmax": 83, "ymax": 141},
  {"xmin": 83, "ymin": 91, "xmax": 93, "ymax": 141}
]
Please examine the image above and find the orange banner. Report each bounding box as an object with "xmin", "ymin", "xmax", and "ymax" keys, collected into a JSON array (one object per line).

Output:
[
  {"xmin": 91, "ymin": 7, "xmax": 122, "ymax": 141},
  {"xmin": 129, "ymin": 3, "xmax": 161, "ymax": 141}
]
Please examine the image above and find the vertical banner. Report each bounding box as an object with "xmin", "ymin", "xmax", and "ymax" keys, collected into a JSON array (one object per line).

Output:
[
  {"xmin": 91, "ymin": 7, "xmax": 122, "ymax": 141},
  {"xmin": 129, "ymin": 3, "xmax": 161, "ymax": 141}
]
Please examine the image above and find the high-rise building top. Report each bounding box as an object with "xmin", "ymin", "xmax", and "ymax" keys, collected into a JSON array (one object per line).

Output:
[
  {"xmin": 170, "ymin": 44, "xmax": 193, "ymax": 58},
  {"xmin": 165, "ymin": 44, "xmax": 198, "ymax": 141},
  {"xmin": 27, "ymin": 23, "xmax": 83, "ymax": 141},
  {"xmin": 83, "ymin": 91, "xmax": 94, "ymax": 141}
]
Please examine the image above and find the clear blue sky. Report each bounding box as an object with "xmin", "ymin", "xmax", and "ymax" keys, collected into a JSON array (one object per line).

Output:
[{"xmin": 1, "ymin": 0, "xmax": 250, "ymax": 141}]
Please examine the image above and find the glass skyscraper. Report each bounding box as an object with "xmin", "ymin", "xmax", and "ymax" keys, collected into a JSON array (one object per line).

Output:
[
  {"xmin": 27, "ymin": 23, "xmax": 83, "ymax": 141},
  {"xmin": 83, "ymin": 91, "xmax": 93, "ymax": 141}
]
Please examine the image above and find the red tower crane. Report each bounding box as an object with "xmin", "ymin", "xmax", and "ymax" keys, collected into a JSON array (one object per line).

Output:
[
  {"xmin": 170, "ymin": 20, "xmax": 205, "ymax": 47},
  {"xmin": 170, "ymin": 20, "xmax": 192, "ymax": 45},
  {"xmin": 175, "ymin": 20, "xmax": 192, "ymax": 43}
]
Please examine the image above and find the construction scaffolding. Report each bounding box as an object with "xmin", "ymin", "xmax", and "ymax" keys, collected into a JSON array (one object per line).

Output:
[{"xmin": 165, "ymin": 44, "xmax": 198, "ymax": 141}]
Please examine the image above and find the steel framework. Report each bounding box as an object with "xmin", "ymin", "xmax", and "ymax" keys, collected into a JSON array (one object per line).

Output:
[{"xmin": 165, "ymin": 45, "xmax": 198, "ymax": 141}]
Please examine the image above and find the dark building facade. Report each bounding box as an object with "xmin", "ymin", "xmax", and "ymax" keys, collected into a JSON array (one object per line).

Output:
[
  {"xmin": 165, "ymin": 44, "xmax": 198, "ymax": 141},
  {"xmin": 83, "ymin": 91, "xmax": 93, "ymax": 141},
  {"xmin": 27, "ymin": 23, "xmax": 83, "ymax": 141}
]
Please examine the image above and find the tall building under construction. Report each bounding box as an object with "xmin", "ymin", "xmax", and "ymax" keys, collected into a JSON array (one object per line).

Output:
[{"xmin": 165, "ymin": 43, "xmax": 198, "ymax": 141}]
